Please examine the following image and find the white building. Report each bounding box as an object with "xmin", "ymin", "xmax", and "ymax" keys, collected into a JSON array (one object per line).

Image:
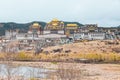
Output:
[{"xmin": 74, "ymin": 32, "xmax": 105, "ymax": 40}]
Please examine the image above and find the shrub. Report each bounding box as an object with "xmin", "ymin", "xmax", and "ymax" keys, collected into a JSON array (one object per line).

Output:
[
  {"xmin": 68, "ymin": 53, "xmax": 120, "ymax": 63},
  {"xmin": 0, "ymin": 53, "xmax": 5, "ymax": 60},
  {"xmin": 16, "ymin": 51, "xmax": 33, "ymax": 61},
  {"xmin": 51, "ymin": 61, "xmax": 58, "ymax": 64}
]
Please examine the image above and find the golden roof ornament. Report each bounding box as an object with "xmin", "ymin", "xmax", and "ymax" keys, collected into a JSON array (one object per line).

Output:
[
  {"xmin": 67, "ymin": 24, "xmax": 78, "ymax": 27},
  {"xmin": 32, "ymin": 23, "xmax": 40, "ymax": 28},
  {"xmin": 52, "ymin": 18, "xmax": 59, "ymax": 22}
]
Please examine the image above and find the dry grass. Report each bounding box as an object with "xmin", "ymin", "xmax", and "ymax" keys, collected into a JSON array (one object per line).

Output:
[
  {"xmin": 0, "ymin": 52, "xmax": 120, "ymax": 63},
  {"xmin": 0, "ymin": 40, "xmax": 120, "ymax": 63}
]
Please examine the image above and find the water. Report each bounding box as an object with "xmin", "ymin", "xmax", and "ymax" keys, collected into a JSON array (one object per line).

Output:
[{"xmin": 0, "ymin": 64, "xmax": 54, "ymax": 79}]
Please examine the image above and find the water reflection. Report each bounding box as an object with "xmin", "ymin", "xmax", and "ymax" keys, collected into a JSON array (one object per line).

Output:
[{"xmin": 0, "ymin": 64, "xmax": 54, "ymax": 79}]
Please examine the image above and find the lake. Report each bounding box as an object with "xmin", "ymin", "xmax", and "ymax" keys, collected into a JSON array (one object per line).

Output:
[{"xmin": 0, "ymin": 64, "xmax": 55, "ymax": 79}]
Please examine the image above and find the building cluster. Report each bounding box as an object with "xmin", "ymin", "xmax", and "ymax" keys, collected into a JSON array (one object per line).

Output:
[{"xmin": 0, "ymin": 19, "xmax": 120, "ymax": 53}]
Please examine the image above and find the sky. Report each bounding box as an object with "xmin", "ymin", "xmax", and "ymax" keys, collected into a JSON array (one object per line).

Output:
[{"xmin": 0, "ymin": 0, "xmax": 120, "ymax": 27}]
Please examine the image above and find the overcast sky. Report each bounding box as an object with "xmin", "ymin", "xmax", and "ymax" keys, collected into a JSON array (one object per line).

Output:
[{"xmin": 0, "ymin": 0, "xmax": 120, "ymax": 27}]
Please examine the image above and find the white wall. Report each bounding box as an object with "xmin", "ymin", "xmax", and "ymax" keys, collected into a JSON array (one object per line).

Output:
[
  {"xmin": 74, "ymin": 32, "xmax": 105, "ymax": 40},
  {"xmin": 58, "ymin": 30, "xmax": 64, "ymax": 34},
  {"xmin": 43, "ymin": 30, "xmax": 51, "ymax": 34}
]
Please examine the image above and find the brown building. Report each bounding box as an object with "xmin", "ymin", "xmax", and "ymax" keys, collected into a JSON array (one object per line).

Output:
[
  {"xmin": 28, "ymin": 23, "xmax": 43, "ymax": 35},
  {"xmin": 65, "ymin": 24, "xmax": 79, "ymax": 36},
  {"xmin": 82, "ymin": 24, "xmax": 98, "ymax": 32}
]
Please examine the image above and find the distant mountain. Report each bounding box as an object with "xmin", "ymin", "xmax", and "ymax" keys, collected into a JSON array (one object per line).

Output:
[
  {"xmin": 0, "ymin": 21, "xmax": 46, "ymax": 36},
  {"xmin": 117, "ymin": 25, "xmax": 120, "ymax": 28},
  {"xmin": 0, "ymin": 21, "xmax": 83, "ymax": 36}
]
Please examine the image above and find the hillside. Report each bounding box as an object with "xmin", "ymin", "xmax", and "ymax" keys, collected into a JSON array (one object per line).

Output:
[{"xmin": 43, "ymin": 40, "xmax": 120, "ymax": 54}]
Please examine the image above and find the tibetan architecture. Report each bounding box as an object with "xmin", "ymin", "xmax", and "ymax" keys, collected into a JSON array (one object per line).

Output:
[
  {"xmin": 74, "ymin": 24, "xmax": 105, "ymax": 40},
  {"xmin": 65, "ymin": 24, "xmax": 79, "ymax": 36},
  {"xmin": 44, "ymin": 18, "xmax": 64, "ymax": 34},
  {"xmin": 28, "ymin": 23, "xmax": 43, "ymax": 35},
  {"xmin": 79, "ymin": 24, "xmax": 98, "ymax": 32},
  {"xmin": 1, "ymin": 19, "xmax": 120, "ymax": 53}
]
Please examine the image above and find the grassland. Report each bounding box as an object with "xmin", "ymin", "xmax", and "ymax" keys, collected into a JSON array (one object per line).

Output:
[
  {"xmin": 0, "ymin": 40, "xmax": 120, "ymax": 63},
  {"xmin": 0, "ymin": 40, "xmax": 120, "ymax": 80}
]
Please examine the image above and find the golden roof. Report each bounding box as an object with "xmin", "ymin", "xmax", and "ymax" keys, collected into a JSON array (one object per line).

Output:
[
  {"xmin": 67, "ymin": 24, "xmax": 78, "ymax": 27},
  {"xmin": 33, "ymin": 23, "xmax": 39, "ymax": 26},
  {"xmin": 32, "ymin": 23, "xmax": 40, "ymax": 28},
  {"xmin": 61, "ymin": 22, "xmax": 64, "ymax": 24},
  {"xmin": 51, "ymin": 22, "xmax": 58, "ymax": 26},
  {"xmin": 52, "ymin": 18, "xmax": 59, "ymax": 22}
]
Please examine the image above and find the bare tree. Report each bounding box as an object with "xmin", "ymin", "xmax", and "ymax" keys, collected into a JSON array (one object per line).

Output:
[{"xmin": 55, "ymin": 63, "xmax": 86, "ymax": 80}]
